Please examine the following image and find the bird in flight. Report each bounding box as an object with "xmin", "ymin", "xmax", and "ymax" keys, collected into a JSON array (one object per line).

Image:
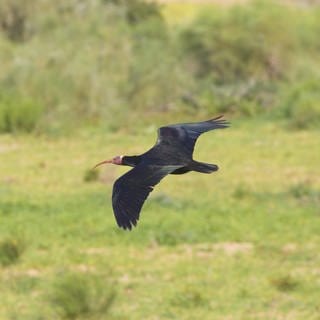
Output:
[{"xmin": 94, "ymin": 116, "xmax": 229, "ymax": 230}]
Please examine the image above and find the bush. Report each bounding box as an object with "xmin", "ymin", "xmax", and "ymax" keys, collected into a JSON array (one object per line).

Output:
[
  {"xmin": 270, "ymin": 274, "xmax": 299, "ymax": 292},
  {"xmin": 0, "ymin": 237, "xmax": 25, "ymax": 266},
  {"xmin": 49, "ymin": 272, "xmax": 116, "ymax": 319},
  {"xmin": 181, "ymin": 1, "xmax": 299, "ymax": 83},
  {"xmin": 0, "ymin": 0, "xmax": 34, "ymax": 42},
  {"xmin": 83, "ymin": 168, "xmax": 99, "ymax": 183},
  {"xmin": 170, "ymin": 286, "xmax": 208, "ymax": 308},
  {"xmin": 117, "ymin": 0, "xmax": 163, "ymax": 25},
  {"xmin": 179, "ymin": 0, "xmax": 320, "ymax": 116},
  {"xmin": 0, "ymin": 92, "xmax": 43, "ymax": 133},
  {"xmin": 279, "ymin": 77, "xmax": 320, "ymax": 129}
]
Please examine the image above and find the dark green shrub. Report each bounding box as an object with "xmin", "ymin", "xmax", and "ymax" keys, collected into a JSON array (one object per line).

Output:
[
  {"xmin": 154, "ymin": 230, "xmax": 196, "ymax": 246},
  {"xmin": 121, "ymin": 1, "xmax": 188, "ymax": 112},
  {"xmin": 289, "ymin": 182, "xmax": 313, "ymax": 199},
  {"xmin": 270, "ymin": 274, "xmax": 299, "ymax": 292},
  {"xmin": 233, "ymin": 184, "xmax": 252, "ymax": 199},
  {"xmin": 50, "ymin": 272, "xmax": 116, "ymax": 319},
  {"xmin": 83, "ymin": 168, "xmax": 99, "ymax": 183},
  {"xmin": 181, "ymin": 1, "xmax": 298, "ymax": 83},
  {"xmin": 179, "ymin": 0, "xmax": 304, "ymax": 115},
  {"xmin": 125, "ymin": 0, "xmax": 163, "ymax": 25},
  {"xmin": 279, "ymin": 77, "xmax": 320, "ymax": 129},
  {"xmin": 171, "ymin": 286, "xmax": 208, "ymax": 308},
  {"xmin": 0, "ymin": 0, "xmax": 34, "ymax": 42},
  {"xmin": 102, "ymin": 0, "xmax": 163, "ymax": 25},
  {"xmin": 0, "ymin": 92, "xmax": 44, "ymax": 133},
  {"xmin": 0, "ymin": 237, "xmax": 25, "ymax": 266},
  {"xmin": 288, "ymin": 182, "xmax": 320, "ymax": 205}
]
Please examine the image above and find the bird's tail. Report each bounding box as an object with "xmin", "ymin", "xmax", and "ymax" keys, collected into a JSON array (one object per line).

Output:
[{"xmin": 190, "ymin": 161, "xmax": 218, "ymax": 174}]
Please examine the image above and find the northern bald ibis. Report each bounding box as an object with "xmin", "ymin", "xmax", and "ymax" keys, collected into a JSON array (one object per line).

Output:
[{"xmin": 95, "ymin": 116, "xmax": 229, "ymax": 230}]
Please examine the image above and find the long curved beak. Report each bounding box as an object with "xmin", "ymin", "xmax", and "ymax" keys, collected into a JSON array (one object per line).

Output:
[{"xmin": 93, "ymin": 159, "xmax": 112, "ymax": 169}]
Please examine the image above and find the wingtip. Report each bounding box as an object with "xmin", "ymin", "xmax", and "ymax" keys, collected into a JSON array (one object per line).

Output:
[
  {"xmin": 119, "ymin": 223, "xmax": 132, "ymax": 231},
  {"xmin": 117, "ymin": 217, "xmax": 138, "ymax": 231},
  {"xmin": 209, "ymin": 115, "xmax": 230, "ymax": 128},
  {"xmin": 211, "ymin": 115, "xmax": 224, "ymax": 121}
]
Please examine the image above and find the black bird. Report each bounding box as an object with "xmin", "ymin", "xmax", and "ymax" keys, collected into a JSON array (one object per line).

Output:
[{"xmin": 95, "ymin": 116, "xmax": 229, "ymax": 230}]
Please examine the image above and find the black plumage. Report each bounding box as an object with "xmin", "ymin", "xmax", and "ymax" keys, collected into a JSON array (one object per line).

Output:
[{"xmin": 95, "ymin": 116, "xmax": 229, "ymax": 230}]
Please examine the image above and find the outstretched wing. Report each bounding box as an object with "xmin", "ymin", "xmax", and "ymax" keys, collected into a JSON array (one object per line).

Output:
[
  {"xmin": 157, "ymin": 115, "xmax": 229, "ymax": 156},
  {"xmin": 112, "ymin": 164, "xmax": 182, "ymax": 230}
]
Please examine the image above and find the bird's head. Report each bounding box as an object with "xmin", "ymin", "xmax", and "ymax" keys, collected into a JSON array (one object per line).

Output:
[{"xmin": 94, "ymin": 155, "xmax": 123, "ymax": 168}]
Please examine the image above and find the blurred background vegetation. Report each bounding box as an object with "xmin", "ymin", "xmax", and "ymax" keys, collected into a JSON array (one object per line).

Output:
[
  {"xmin": 0, "ymin": 0, "xmax": 319, "ymax": 135},
  {"xmin": 1, "ymin": 1, "xmax": 320, "ymax": 318}
]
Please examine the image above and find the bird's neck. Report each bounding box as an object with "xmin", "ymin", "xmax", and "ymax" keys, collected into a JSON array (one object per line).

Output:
[{"xmin": 122, "ymin": 155, "xmax": 141, "ymax": 167}]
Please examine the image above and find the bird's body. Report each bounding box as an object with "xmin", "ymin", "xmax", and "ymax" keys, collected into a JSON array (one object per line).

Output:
[{"xmin": 95, "ymin": 116, "xmax": 229, "ymax": 230}]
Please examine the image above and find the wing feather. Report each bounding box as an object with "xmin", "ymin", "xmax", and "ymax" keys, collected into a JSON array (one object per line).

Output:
[
  {"xmin": 112, "ymin": 164, "xmax": 182, "ymax": 230},
  {"xmin": 157, "ymin": 116, "xmax": 229, "ymax": 156}
]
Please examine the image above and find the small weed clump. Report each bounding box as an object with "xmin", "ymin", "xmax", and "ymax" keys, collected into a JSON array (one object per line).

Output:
[
  {"xmin": 232, "ymin": 185, "xmax": 252, "ymax": 200},
  {"xmin": 0, "ymin": 237, "xmax": 25, "ymax": 266},
  {"xmin": 289, "ymin": 182, "xmax": 313, "ymax": 200},
  {"xmin": 171, "ymin": 286, "xmax": 208, "ymax": 308},
  {"xmin": 270, "ymin": 274, "xmax": 299, "ymax": 292},
  {"xmin": 83, "ymin": 168, "xmax": 99, "ymax": 183},
  {"xmin": 0, "ymin": 93, "xmax": 43, "ymax": 133},
  {"xmin": 49, "ymin": 272, "xmax": 116, "ymax": 319},
  {"xmin": 279, "ymin": 77, "xmax": 320, "ymax": 129},
  {"xmin": 154, "ymin": 230, "xmax": 196, "ymax": 246},
  {"xmin": 288, "ymin": 182, "xmax": 320, "ymax": 206}
]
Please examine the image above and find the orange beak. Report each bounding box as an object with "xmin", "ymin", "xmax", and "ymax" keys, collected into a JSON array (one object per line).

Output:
[{"xmin": 93, "ymin": 159, "xmax": 112, "ymax": 169}]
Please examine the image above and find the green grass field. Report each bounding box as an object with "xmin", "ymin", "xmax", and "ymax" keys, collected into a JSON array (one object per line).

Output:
[{"xmin": 0, "ymin": 119, "xmax": 319, "ymax": 319}]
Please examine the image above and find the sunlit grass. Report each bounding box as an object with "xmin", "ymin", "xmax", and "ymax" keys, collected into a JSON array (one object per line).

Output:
[
  {"xmin": 0, "ymin": 120, "xmax": 319, "ymax": 319},
  {"xmin": 161, "ymin": 3, "xmax": 211, "ymax": 25},
  {"xmin": 160, "ymin": 1, "xmax": 248, "ymax": 25}
]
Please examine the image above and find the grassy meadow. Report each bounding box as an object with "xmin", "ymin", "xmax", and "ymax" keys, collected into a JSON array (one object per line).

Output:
[
  {"xmin": 0, "ymin": 120, "xmax": 319, "ymax": 319},
  {"xmin": 1, "ymin": 0, "xmax": 320, "ymax": 319}
]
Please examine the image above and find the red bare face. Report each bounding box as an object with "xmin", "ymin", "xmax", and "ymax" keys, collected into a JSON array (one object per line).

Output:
[
  {"xmin": 112, "ymin": 155, "xmax": 123, "ymax": 165},
  {"xmin": 94, "ymin": 155, "xmax": 123, "ymax": 168}
]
